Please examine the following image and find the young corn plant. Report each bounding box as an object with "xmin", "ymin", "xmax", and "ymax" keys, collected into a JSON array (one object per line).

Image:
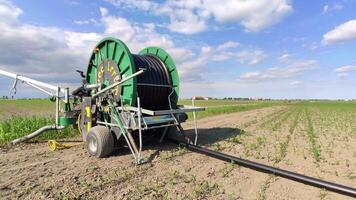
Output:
[
  {"xmin": 305, "ymin": 108, "xmax": 321, "ymax": 162},
  {"xmin": 0, "ymin": 116, "xmax": 77, "ymax": 145},
  {"xmin": 271, "ymin": 108, "xmax": 295, "ymax": 131},
  {"xmin": 274, "ymin": 110, "xmax": 301, "ymax": 163}
]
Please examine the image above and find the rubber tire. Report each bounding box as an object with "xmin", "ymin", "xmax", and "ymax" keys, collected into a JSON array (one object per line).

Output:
[{"xmin": 86, "ymin": 126, "xmax": 114, "ymax": 158}]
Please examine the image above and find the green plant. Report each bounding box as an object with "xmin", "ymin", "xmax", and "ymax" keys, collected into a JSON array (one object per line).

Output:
[
  {"xmin": 305, "ymin": 109, "xmax": 321, "ymax": 162},
  {"xmin": 193, "ymin": 180, "xmax": 219, "ymax": 199},
  {"xmin": 219, "ymin": 161, "xmax": 236, "ymax": 178},
  {"xmin": 257, "ymin": 175, "xmax": 276, "ymax": 200},
  {"xmin": 271, "ymin": 109, "xmax": 294, "ymax": 131},
  {"xmin": 159, "ymin": 146, "xmax": 188, "ymax": 160},
  {"xmin": 0, "ymin": 116, "xmax": 78, "ymax": 145},
  {"xmin": 274, "ymin": 110, "xmax": 301, "ymax": 163}
]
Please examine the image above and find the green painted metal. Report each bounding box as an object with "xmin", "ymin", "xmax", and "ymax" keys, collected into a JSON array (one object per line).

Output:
[
  {"xmin": 86, "ymin": 37, "xmax": 180, "ymax": 108},
  {"xmin": 59, "ymin": 116, "xmax": 76, "ymax": 126},
  {"xmin": 139, "ymin": 47, "xmax": 179, "ymax": 108},
  {"xmin": 86, "ymin": 37, "xmax": 136, "ymax": 106}
]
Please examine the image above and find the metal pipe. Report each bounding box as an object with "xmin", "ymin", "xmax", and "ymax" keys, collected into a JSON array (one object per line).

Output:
[
  {"xmin": 0, "ymin": 69, "xmax": 67, "ymax": 93},
  {"xmin": 108, "ymin": 100, "xmax": 139, "ymax": 162},
  {"xmin": 86, "ymin": 83, "xmax": 101, "ymax": 89},
  {"xmin": 11, "ymin": 125, "xmax": 64, "ymax": 144},
  {"xmin": 137, "ymin": 97, "xmax": 143, "ymax": 159},
  {"xmin": 93, "ymin": 70, "xmax": 144, "ymax": 98},
  {"xmin": 191, "ymin": 97, "xmax": 198, "ymax": 145},
  {"xmin": 171, "ymin": 140, "xmax": 356, "ymax": 198},
  {"xmin": 64, "ymin": 87, "xmax": 69, "ymax": 104},
  {"xmin": 26, "ymin": 82, "xmax": 53, "ymax": 96},
  {"xmin": 55, "ymin": 87, "xmax": 59, "ymax": 126}
]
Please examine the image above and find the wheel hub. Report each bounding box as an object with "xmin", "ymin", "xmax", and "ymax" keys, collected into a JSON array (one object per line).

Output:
[{"xmin": 89, "ymin": 137, "xmax": 98, "ymax": 153}]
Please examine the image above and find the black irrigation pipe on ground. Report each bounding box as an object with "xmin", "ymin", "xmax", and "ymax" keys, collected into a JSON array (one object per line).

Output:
[{"xmin": 169, "ymin": 139, "xmax": 356, "ymax": 198}]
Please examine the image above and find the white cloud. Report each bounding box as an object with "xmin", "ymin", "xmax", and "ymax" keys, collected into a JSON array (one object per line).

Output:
[
  {"xmin": 178, "ymin": 46, "xmax": 213, "ymax": 82},
  {"xmin": 68, "ymin": 1, "xmax": 80, "ymax": 6},
  {"xmin": 100, "ymin": 11, "xmax": 136, "ymax": 42},
  {"xmin": 203, "ymin": 0, "xmax": 292, "ymax": 32},
  {"xmin": 166, "ymin": 47, "xmax": 194, "ymax": 61},
  {"xmin": 290, "ymin": 81, "xmax": 301, "ymax": 86},
  {"xmin": 278, "ymin": 53, "xmax": 290, "ymax": 63},
  {"xmin": 99, "ymin": 7, "xmax": 109, "ymax": 16},
  {"xmin": 332, "ymin": 3, "xmax": 343, "ymax": 10},
  {"xmin": 0, "ymin": 0, "xmax": 22, "ymax": 24},
  {"xmin": 337, "ymin": 73, "xmax": 349, "ymax": 78},
  {"xmin": 240, "ymin": 72, "xmax": 261, "ymax": 79},
  {"xmin": 105, "ymin": 0, "xmax": 158, "ymax": 11},
  {"xmin": 74, "ymin": 18, "xmax": 98, "ymax": 25},
  {"xmin": 0, "ymin": 1, "xmax": 243, "ymax": 87},
  {"xmin": 98, "ymin": 8, "xmax": 180, "ymax": 53},
  {"xmin": 237, "ymin": 50, "xmax": 266, "ymax": 65},
  {"xmin": 322, "ymin": 5, "xmax": 329, "ymax": 15},
  {"xmin": 322, "ymin": 3, "xmax": 343, "ymax": 15},
  {"xmin": 334, "ymin": 65, "xmax": 356, "ymax": 73},
  {"xmin": 216, "ymin": 41, "xmax": 240, "ymax": 51},
  {"xmin": 0, "ymin": 2, "xmax": 173, "ymax": 85},
  {"xmin": 240, "ymin": 59, "xmax": 317, "ymax": 82},
  {"xmin": 107, "ymin": 0, "xmax": 293, "ymax": 34},
  {"xmin": 211, "ymin": 52, "xmax": 234, "ymax": 61},
  {"xmin": 166, "ymin": 8, "xmax": 207, "ymax": 34},
  {"xmin": 333, "ymin": 64, "xmax": 355, "ymax": 79},
  {"xmin": 0, "ymin": 2, "xmax": 102, "ymax": 84},
  {"xmin": 178, "ymin": 42, "xmax": 243, "ymax": 82},
  {"xmin": 322, "ymin": 20, "xmax": 356, "ymax": 45}
]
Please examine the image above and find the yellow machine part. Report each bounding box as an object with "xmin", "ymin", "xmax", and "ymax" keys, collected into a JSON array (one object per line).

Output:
[
  {"xmin": 47, "ymin": 114, "xmax": 83, "ymax": 151},
  {"xmin": 85, "ymin": 106, "xmax": 91, "ymax": 133},
  {"xmin": 47, "ymin": 140, "xmax": 80, "ymax": 151}
]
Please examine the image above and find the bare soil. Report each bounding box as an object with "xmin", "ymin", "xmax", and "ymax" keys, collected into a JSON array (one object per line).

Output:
[{"xmin": 0, "ymin": 107, "xmax": 355, "ymax": 200}]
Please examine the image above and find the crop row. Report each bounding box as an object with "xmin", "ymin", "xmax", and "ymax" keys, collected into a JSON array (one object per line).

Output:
[{"xmin": 0, "ymin": 116, "xmax": 78, "ymax": 145}]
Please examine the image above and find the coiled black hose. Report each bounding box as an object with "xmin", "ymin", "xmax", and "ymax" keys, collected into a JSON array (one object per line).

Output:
[{"xmin": 132, "ymin": 54, "xmax": 172, "ymax": 110}]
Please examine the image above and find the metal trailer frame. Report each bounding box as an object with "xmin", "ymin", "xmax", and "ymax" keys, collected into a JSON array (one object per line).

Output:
[
  {"xmin": 95, "ymin": 99, "xmax": 204, "ymax": 164},
  {"xmin": 90, "ymin": 75, "xmax": 205, "ymax": 164}
]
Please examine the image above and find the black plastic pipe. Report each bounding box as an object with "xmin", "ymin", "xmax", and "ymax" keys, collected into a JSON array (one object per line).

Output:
[{"xmin": 171, "ymin": 139, "xmax": 356, "ymax": 198}]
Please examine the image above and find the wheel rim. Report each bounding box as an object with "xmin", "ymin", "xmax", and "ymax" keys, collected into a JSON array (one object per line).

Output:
[{"xmin": 89, "ymin": 137, "xmax": 98, "ymax": 153}]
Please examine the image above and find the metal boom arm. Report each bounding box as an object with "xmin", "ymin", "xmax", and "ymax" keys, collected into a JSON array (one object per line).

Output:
[
  {"xmin": 0, "ymin": 68, "xmax": 70, "ymax": 127},
  {"xmin": 0, "ymin": 69, "xmax": 68, "ymax": 94}
]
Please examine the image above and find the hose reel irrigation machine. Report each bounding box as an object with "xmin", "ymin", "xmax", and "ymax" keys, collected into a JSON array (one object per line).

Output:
[
  {"xmin": 0, "ymin": 37, "xmax": 204, "ymax": 163},
  {"xmin": 1, "ymin": 37, "xmax": 355, "ymax": 197}
]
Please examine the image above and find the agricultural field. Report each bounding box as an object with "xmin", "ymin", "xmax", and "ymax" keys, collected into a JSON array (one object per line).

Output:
[
  {"xmin": 0, "ymin": 100, "xmax": 355, "ymax": 199},
  {"xmin": 0, "ymin": 99, "xmax": 285, "ymax": 145},
  {"xmin": 0, "ymin": 99, "xmax": 54, "ymax": 121}
]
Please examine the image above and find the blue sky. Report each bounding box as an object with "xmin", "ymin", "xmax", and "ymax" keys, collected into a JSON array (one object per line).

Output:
[{"xmin": 0, "ymin": 0, "xmax": 355, "ymax": 99}]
